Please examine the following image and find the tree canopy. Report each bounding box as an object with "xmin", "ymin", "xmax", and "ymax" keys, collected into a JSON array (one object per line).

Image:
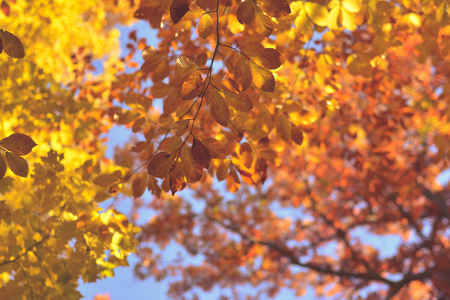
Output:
[{"xmin": 0, "ymin": 0, "xmax": 449, "ymax": 299}]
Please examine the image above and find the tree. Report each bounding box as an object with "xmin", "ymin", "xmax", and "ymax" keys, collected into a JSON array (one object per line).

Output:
[{"xmin": 1, "ymin": 0, "xmax": 449, "ymax": 299}]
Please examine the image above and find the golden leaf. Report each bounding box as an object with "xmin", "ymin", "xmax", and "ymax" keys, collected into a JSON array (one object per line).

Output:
[
  {"xmin": 237, "ymin": 0, "xmax": 255, "ymax": 24},
  {"xmin": 208, "ymin": 89, "xmax": 230, "ymax": 127},
  {"xmin": 180, "ymin": 146, "xmax": 203, "ymax": 183},
  {"xmin": 200, "ymin": 137, "xmax": 227, "ymax": 159},
  {"xmin": 222, "ymin": 90, "xmax": 253, "ymax": 112},
  {"xmin": 169, "ymin": 162, "xmax": 185, "ymax": 195},
  {"xmin": 198, "ymin": 13, "xmax": 213, "ymax": 39},
  {"xmin": 171, "ymin": 119, "xmax": 190, "ymax": 136},
  {"xmin": 253, "ymin": 6, "xmax": 274, "ymax": 36},
  {"xmin": 304, "ymin": 2, "xmax": 329, "ymax": 27},
  {"xmin": 258, "ymin": 0, "xmax": 291, "ymax": 18},
  {"xmin": 181, "ymin": 71, "xmax": 203, "ymax": 100},
  {"xmin": 249, "ymin": 61, "xmax": 275, "ymax": 92},
  {"xmin": 132, "ymin": 173, "xmax": 148, "ymax": 198},
  {"xmin": 234, "ymin": 57, "xmax": 252, "ymax": 91}
]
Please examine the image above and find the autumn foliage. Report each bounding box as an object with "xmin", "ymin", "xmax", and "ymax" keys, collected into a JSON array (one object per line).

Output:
[{"xmin": 1, "ymin": 0, "xmax": 449, "ymax": 299}]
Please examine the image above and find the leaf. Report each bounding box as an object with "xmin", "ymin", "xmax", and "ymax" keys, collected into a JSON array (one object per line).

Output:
[
  {"xmin": 216, "ymin": 160, "xmax": 229, "ymax": 181},
  {"xmin": 94, "ymin": 192, "xmax": 111, "ymax": 203},
  {"xmin": 243, "ymin": 43, "xmax": 282, "ymax": 70},
  {"xmin": 147, "ymin": 152, "xmax": 176, "ymax": 178},
  {"xmin": 208, "ymin": 89, "xmax": 230, "ymax": 127},
  {"xmin": 258, "ymin": 0, "xmax": 291, "ymax": 18},
  {"xmin": 222, "ymin": 90, "xmax": 253, "ymax": 112},
  {"xmin": 181, "ymin": 71, "xmax": 203, "ymax": 100},
  {"xmin": 5, "ymin": 152, "xmax": 28, "ymax": 177},
  {"xmin": 237, "ymin": 0, "xmax": 255, "ymax": 24},
  {"xmin": 93, "ymin": 173, "xmax": 121, "ymax": 188},
  {"xmin": 198, "ymin": 13, "xmax": 213, "ymax": 39},
  {"xmin": 134, "ymin": 6, "xmax": 157, "ymax": 20},
  {"xmin": 180, "ymin": 146, "xmax": 202, "ymax": 183},
  {"xmin": 151, "ymin": 82, "xmax": 172, "ymax": 98},
  {"xmin": 291, "ymin": 125, "xmax": 304, "ymax": 145},
  {"xmin": 170, "ymin": 0, "xmax": 190, "ymax": 24},
  {"xmin": 163, "ymin": 88, "xmax": 181, "ymax": 115},
  {"xmin": 200, "ymin": 137, "xmax": 227, "ymax": 159},
  {"xmin": 1, "ymin": 1, "xmax": 10, "ymax": 16},
  {"xmin": 0, "ymin": 154, "xmax": 6, "ymax": 180},
  {"xmin": 169, "ymin": 162, "xmax": 185, "ymax": 195},
  {"xmin": 234, "ymin": 57, "xmax": 252, "ymax": 91},
  {"xmin": 342, "ymin": 0, "xmax": 362, "ymax": 13},
  {"xmin": 276, "ymin": 114, "xmax": 291, "ymax": 142},
  {"xmin": 171, "ymin": 119, "xmax": 190, "ymax": 136},
  {"xmin": 304, "ymin": 2, "xmax": 329, "ymax": 27},
  {"xmin": 176, "ymin": 56, "xmax": 198, "ymax": 78},
  {"xmin": 182, "ymin": 4, "xmax": 205, "ymax": 20},
  {"xmin": 0, "ymin": 30, "xmax": 24, "ymax": 58},
  {"xmin": 253, "ymin": 6, "xmax": 274, "ymax": 36},
  {"xmin": 195, "ymin": 52, "xmax": 208, "ymax": 67},
  {"xmin": 249, "ymin": 61, "xmax": 275, "ymax": 92},
  {"xmin": 132, "ymin": 173, "xmax": 148, "ymax": 198},
  {"xmin": 0, "ymin": 133, "xmax": 37, "ymax": 156},
  {"xmin": 192, "ymin": 138, "xmax": 211, "ymax": 169}
]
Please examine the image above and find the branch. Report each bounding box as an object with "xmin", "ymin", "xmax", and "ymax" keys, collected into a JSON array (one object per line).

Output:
[
  {"xmin": 419, "ymin": 183, "xmax": 449, "ymax": 219},
  {"xmin": 0, "ymin": 234, "xmax": 52, "ymax": 267}
]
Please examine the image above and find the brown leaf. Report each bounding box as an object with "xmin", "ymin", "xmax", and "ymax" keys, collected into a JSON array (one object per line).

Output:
[
  {"xmin": 169, "ymin": 162, "xmax": 185, "ymax": 195},
  {"xmin": 200, "ymin": 137, "xmax": 227, "ymax": 159},
  {"xmin": 163, "ymin": 88, "xmax": 181, "ymax": 115},
  {"xmin": 276, "ymin": 114, "xmax": 291, "ymax": 142},
  {"xmin": 171, "ymin": 119, "xmax": 190, "ymax": 136},
  {"xmin": 234, "ymin": 57, "xmax": 252, "ymax": 91},
  {"xmin": 195, "ymin": 52, "xmax": 208, "ymax": 67},
  {"xmin": 223, "ymin": 90, "xmax": 253, "ymax": 112},
  {"xmin": 180, "ymin": 146, "xmax": 203, "ymax": 183},
  {"xmin": 93, "ymin": 172, "xmax": 122, "ymax": 188},
  {"xmin": 134, "ymin": 6, "xmax": 157, "ymax": 20},
  {"xmin": 258, "ymin": 0, "xmax": 291, "ymax": 18},
  {"xmin": 208, "ymin": 89, "xmax": 230, "ymax": 127},
  {"xmin": 237, "ymin": 0, "xmax": 255, "ymax": 24},
  {"xmin": 291, "ymin": 125, "xmax": 304, "ymax": 145},
  {"xmin": 147, "ymin": 152, "xmax": 176, "ymax": 178},
  {"xmin": 5, "ymin": 152, "xmax": 28, "ymax": 177},
  {"xmin": 0, "ymin": 154, "xmax": 6, "ymax": 180},
  {"xmin": 0, "ymin": 133, "xmax": 37, "ymax": 156},
  {"xmin": 192, "ymin": 138, "xmax": 211, "ymax": 169},
  {"xmin": 0, "ymin": 30, "xmax": 24, "ymax": 58},
  {"xmin": 170, "ymin": 0, "xmax": 190, "ymax": 24},
  {"xmin": 198, "ymin": 13, "xmax": 213, "ymax": 39},
  {"xmin": 132, "ymin": 173, "xmax": 148, "ymax": 198},
  {"xmin": 94, "ymin": 192, "xmax": 111, "ymax": 203}
]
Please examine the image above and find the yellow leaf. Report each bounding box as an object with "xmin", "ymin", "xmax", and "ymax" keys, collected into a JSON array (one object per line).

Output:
[
  {"xmin": 341, "ymin": 6, "xmax": 357, "ymax": 31},
  {"xmin": 234, "ymin": 57, "xmax": 252, "ymax": 91},
  {"xmin": 147, "ymin": 152, "xmax": 176, "ymax": 178},
  {"xmin": 342, "ymin": 0, "xmax": 362, "ymax": 13},
  {"xmin": 175, "ymin": 56, "xmax": 198, "ymax": 78},
  {"xmin": 249, "ymin": 61, "xmax": 275, "ymax": 92},
  {"xmin": 182, "ymin": 4, "xmax": 205, "ymax": 20},
  {"xmin": 295, "ymin": 9, "xmax": 313, "ymax": 33},
  {"xmin": 327, "ymin": 6, "xmax": 341, "ymax": 30},
  {"xmin": 253, "ymin": 6, "xmax": 274, "ymax": 37},
  {"xmin": 304, "ymin": 2, "xmax": 329, "ymax": 27},
  {"xmin": 208, "ymin": 89, "xmax": 230, "ymax": 127},
  {"xmin": 237, "ymin": 0, "xmax": 255, "ymax": 24},
  {"xmin": 258, "ymin": 0, "xmax": 291, "ymax": 18},
  {"xmin": 0, "ymin": 133, "xmax": 37, "ymax": 156},
  {"xmin": 5, "ymin": 152, "xmax": 28, "ymax": 177},
  {"xmin": 198, "ymin": 13, "xmax": 213, "ymax": 39}
]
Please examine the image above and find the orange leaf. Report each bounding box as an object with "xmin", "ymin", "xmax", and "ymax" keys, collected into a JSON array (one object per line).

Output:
[
  {"xmin": 171, "ymin": 119, "xmax": 190, "ymax": 136},
  {"xmin": 252, "ymin": 6, "xmax": 274, "ymax": 37},
  {"xmin": 208, "ymin": 89, "xmax": 230, "ymax": 127},
  {"xmin": 234, "ymin": 57, "xmax": 252, "ymax": 91},
  {"xmin": 163, "ymin": 88, "xmax": 181, "ymax": 115},
  {"xmin": 0, "ymin": 133, "xmax": 37, "ymax": 156},
  {"xmin": 182, "ymin": 4, "xmax": 205, "ymax": 20},
  {"xmin": 243, "ymin": 43, "xmax": 282, "ymax": 70},
  {"xmin": 195, "ymin": 52, "xmax": 208, "ymax": 67},
  {"xmin": 198, "ymin": 13, "xmax": 213, "ymax": 39},
  {"xmin": 192, "ymin": 138, "xmax": 211, "ymax": 169},
  {"xmin": 147, "ymin": 152, "xmax": 176, "ymax": 178},
  {"xmin": 222, "ymin": 90, "xmax": 253, "ymax": 112},
  {"xmin": 181, "ymin": 71, "xmax": 203, "ymax": 100},
  {"xmin": 175, "ymin": 56, "xmax": 198, "ymax": 78},
  {"xmin": 5, "ymin": 152, "xmax": 28, "ymax": 177},
  {"xmin": 170, "ymin": 0, "xmax": 190, "ymax": 24},
  {"xmin": 200, "ymin": 137, "xmax": 227, "ymax": 159},
  {"xmin": 1, "ymin": 1, "xmax": 10, "ymax": 16}
]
